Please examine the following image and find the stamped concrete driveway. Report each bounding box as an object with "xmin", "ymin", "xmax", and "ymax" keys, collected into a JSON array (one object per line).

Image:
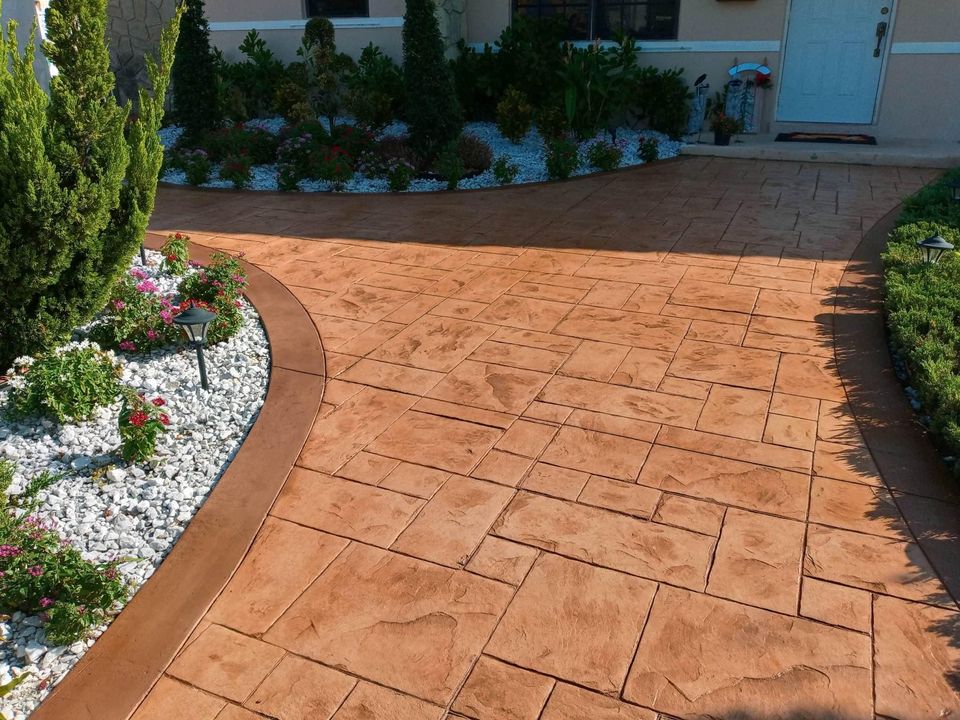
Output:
[{"xmin": 137, "ymin": 157, "xmax": 958, "ymax": 719}]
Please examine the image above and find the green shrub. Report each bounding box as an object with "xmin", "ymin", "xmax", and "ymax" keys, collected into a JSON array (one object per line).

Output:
[
  {"xmin": 437, "ymin": 141, "xmax": 465, "ymax": 190},
  {"xmin": 458, "ymin": 134, "xmax": 493, "ymax": 173},
  {"xmin": 883, "ymin": 174, "xmax": 960, "ymax": 471},
  {"xmin": 202, "ymin": 124, "xmax": 278, "ymax": 164},
  {"xmin": 386, "ymin": 160, "xmax": 415, "ymax": 192},
  {"xmin": 402, "ymin": 0, "xmax": 463, "ymax": 161},
  {"xmin": 638, "ymin": 134, "xmax": 659, "ymax": 163},
  {"xmin": 536, "ymin": 105, "xmax": 569, "ymax": 141},
  {"xmin": 171, "ymin": 0, "xmax": 221, "ymax": 142},
  {"xmin": 560, "ymin": 37, "xmax": 642, "ymax": 140},
  {"xmin": 496, "ymin": 87, "xmax": 534, "ymax": 144},
  {"xmin": 4, "ymin": 343, "xmax": 122, "ymax": 423},
  {"xmin": 178, "ymin": 252, "xmax": 248, "ymax": 343},
  {"xmin": 347, "ymin": 43, "xmax": 404, "ymax": 132},
  {"xmin": 304, "ymin": 16, "xmax": 335, "ymax": 50},
  {"xmin": 0, "ymin": 463, "xmax": 127, "ymax": 644},
  {"xmin": 450, "ymin": 40, "xmax": 501, "ymax": 121},
  {"xmin": 160, "ymin": 233, "xmax": 190, "ymax": 276},
  {"xmin": 492, "ymin": 156, "xmax": 519, "ymax": 185},
  {"xmin": 219, "ymin": 153, "xmax": 253, "ymax": 189},
  {"xmin": 169, "ymin": 148, "xmax": 212, "ymax": 185},
  {"xmin": 273, "ymin": 78, "xmax": 313, "ymax": 124},
  {"xmin": 586, "ymin": 139, "xmax": 623, "ymax": 172},
  {"xmin": 0, "ymin": 0, "xmax": 181, "ymax": 370},
  {"xmin": 635, "ymin": 67, "xmax": 692, "ymax": 139},
  {"xmin": 217, "ymin": 31, "xmax": 286, "ymax": 119},
  {"xmin": 545, "ymin": 137, "xmax": 580, "ymax": 180},
  {"xmin": 90, "ymin": 267, "xmax": 180, "ymax": 353},
  {"xmin": 495, "ymin": 15, "xmax": 566, "ymax": 111},
  {"xmin": 118, "ymin": 389, "xmax": 170, "ymax": 461},
  {"xmin": 899, "ymin": 167, "xmax": 960, "ymax": 227}
]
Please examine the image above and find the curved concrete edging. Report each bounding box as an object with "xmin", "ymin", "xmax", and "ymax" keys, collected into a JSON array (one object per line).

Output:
[
  {"xmin": 833, "ymin": 203, "xmax": 960, "ymax": 601},
  {"xmin": 156, "ymin": 156, "xmax": 684, "ymax": 198},
  {"xmin": 32, "ymin": 235, "xmax": 326, "ymax": 720}
]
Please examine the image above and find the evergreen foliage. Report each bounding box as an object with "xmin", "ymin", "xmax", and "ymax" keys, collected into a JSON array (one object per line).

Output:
[
  {"xmin": 0, "ymin": 0, "xmax": 181, "ymax": 368},
  {"xmin": 171, "ymin": 0, "xmax": 220, "ymax": 141},
  {"xmin": 402, "ymin": 0, "xmax": 461, "ymax": 161}
]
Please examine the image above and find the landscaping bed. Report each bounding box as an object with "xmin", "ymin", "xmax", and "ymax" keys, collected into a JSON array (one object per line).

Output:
[
  {"xmin": 882, "ymin": 167, "xmax": 960, "ymax": 476},
  {"xmin": 0, "ymin": 251, "xmax": 269, "ymax": 718},
  {"xmin": 159, "ymin": 119, "xmax": 680, "ymax": 193},
  {"xmin": 160, "ymin": 8, "xmax": 691, "ymax": 194}
]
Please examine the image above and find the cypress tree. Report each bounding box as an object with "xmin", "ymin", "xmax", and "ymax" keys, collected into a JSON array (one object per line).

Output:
[
  {"xmin": 402, "ymin": 0, "xmax": 462, "ymax": 161},
  {"xmin": 0, "ymin": 0, "xmax": 181, "ymax": 367},
  {"xmin": 171, "ymin": 0, "xmax": 220, "ymax": 142}
]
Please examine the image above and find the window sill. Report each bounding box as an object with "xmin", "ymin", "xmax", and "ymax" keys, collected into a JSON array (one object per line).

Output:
[{"xmin": 208, "ymin": 17, "xmax": 403, "ymax": 32}]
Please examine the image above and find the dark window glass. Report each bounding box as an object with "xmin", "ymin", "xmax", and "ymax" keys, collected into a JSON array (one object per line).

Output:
[
  {"xmin": 514, "ymin": 0, "xmax": 680, "ymax": 40},
  {"xmin": 305, "ymin": 0, "xmax": 369, "ymax": 17}
]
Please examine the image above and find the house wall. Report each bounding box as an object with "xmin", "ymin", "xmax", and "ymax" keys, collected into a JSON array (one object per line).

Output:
[
  {"xmin": 206, "ymin": 0, "xmax": 405, "ymax": 62},
  {"xmin": 1, "ymin": 0, "xmax": 54, "ymax": 91},
  {"xmin": 197, "ymin": 0, "xmax": 958, "ymax": 142}
]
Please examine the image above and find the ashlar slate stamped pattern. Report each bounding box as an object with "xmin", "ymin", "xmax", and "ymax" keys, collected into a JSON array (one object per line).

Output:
[{"xmin": 135, "ymin": 158, "xmax": 959, "ymax": 719}]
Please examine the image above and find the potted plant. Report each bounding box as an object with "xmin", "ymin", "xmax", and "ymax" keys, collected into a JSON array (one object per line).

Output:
[
  {"xmin": 710, "ymin": 112, "xmax": 743, "ymax": 145},
  {"xmin": 706, "ymin": 91, "xmax": 744, "ymax": 146}
]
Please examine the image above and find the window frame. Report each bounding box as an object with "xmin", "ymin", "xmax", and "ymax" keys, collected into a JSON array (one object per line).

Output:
[
  {"xmin": 304, "ymin": 0, "xmax": 370, "ymax": 19},
  {"xmin": 512, "ymin": 0, "xmax": 681, "ymax": 41}
]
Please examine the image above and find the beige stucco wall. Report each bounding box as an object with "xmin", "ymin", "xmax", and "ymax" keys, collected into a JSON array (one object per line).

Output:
[{"xmin": 195, "ymin": 0, "xmax": 959, "ymax": 142}]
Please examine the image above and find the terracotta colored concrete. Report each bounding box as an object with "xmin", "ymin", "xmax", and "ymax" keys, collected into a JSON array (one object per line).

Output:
[
  {"xmin": 33, "ymin": 238, "xmax": 326, "ymax": 720},
  {"xmin": 43, "ymin": 157, "xmax": 960, "ymax": 719}
]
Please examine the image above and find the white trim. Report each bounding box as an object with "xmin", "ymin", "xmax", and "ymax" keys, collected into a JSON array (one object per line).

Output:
[
  {"xmin": 208, "ymin": 17, "xmax": 403, "ymax": 32},
  {"xmin": 637, "ymin": 40, "xmax": 781, "ymax": 53},
  {"xmin": 891, "ymin": 42, "xmax": 960, "ymax": 55},
  {"xmin": 467, "ymin": 40, "xmax": 781, "ymax": 54}
]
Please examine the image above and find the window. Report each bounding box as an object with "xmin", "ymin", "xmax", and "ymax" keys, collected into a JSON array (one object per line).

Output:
[
  {"xmin": 305, "ymin": 0, "xmax": 369, "ymax": 17},
  {"xmin": 514, "ymin": 0, "xmax": 680, "ymax": 41}
]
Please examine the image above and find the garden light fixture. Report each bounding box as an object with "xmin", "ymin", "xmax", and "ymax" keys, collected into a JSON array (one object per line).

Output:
[
  {"xmin": 948, "ymin": 178, "xmax": 960, "ymax": 203},
  {"xmin": 140, "ymin": 242, "xmax": 147, "ymax": 265},
  {"xmin": 916, "ymin": 234, "xmax": 954, "ymax": 265},
  {"xmin": 174, "ymin": 307, "xmax": 217, "ymax": 390}
]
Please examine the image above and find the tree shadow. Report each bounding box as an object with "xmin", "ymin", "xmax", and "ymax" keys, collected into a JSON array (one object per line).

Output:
[{"xmin": 148, "ymin": 156, "xmax": 960, "ymax": 698}]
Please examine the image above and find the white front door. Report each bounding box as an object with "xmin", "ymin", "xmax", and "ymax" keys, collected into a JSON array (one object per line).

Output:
[{"xmin": 778, "ymin": 0, "xmax": 892, "ymax": 123}]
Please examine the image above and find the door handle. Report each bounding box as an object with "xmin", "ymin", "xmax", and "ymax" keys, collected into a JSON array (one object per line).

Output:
[{"xmin": 874, "ymin": 21, "xmax": 888, "ymax": 57}]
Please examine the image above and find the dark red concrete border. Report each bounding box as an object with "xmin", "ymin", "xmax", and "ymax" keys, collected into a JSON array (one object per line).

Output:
[
  {"xmin": 833, "ymin": 205, "xmax": 960, "ymax": 602},
  {"xmin": 32, "ymin": 235, "xmax": 325, "ymax": 720}
]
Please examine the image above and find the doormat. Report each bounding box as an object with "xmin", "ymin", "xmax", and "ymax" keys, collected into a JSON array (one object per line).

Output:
[{"xmin": 776, "ymin": 132, "xmax": 877, "ymax": 145}]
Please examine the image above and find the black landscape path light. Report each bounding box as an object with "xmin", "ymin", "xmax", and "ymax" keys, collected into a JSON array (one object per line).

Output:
[
  {"xmin": 140, "ymin": 242, "xmax": 147, "ymax": 265},
  {"xmin": 916, "ymin": 234, "xmax": 954, "ymax": 265},
  {"xmin": 174, "ymin": 306, "xmax": 217, "ymax": 390}
]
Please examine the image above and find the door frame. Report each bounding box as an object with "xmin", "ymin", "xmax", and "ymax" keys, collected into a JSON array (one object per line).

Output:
[{"xmin": 775, "ymin": 0, "xmax": 899, "ymax": 124}]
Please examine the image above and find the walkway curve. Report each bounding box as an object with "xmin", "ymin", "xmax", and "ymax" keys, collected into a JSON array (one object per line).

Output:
[
  {"xmin": 33, "ymin": 238, "xmax": 326, "ymax": 720},
  {"xmin": 46, "ymin": 158, "xmax": 960, "ymax": 719}
]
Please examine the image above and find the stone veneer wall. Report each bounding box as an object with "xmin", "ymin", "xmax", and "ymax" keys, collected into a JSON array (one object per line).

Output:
[{"xmin": 107, "ymin": 0, "xmax": 178, "ymax": 104}]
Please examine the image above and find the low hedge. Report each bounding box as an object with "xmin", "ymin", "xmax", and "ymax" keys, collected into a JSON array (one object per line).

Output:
[{"xmin": 882, "ymin": 167, "xmax": 960, "ymax": 470}]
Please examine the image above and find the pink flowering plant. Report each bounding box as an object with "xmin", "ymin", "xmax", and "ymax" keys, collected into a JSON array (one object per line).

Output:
[
  {"xmin": 4, "ymin": 342, "xmax": 122, "ymax": 423},
  {"xmin": 0, "ymin": 461, "xmax": 127, "ymax": 644},
  {"xmin": 160, "ymin": 233, "xmax": 190, "ymax": 276},
  {"xmin": 91, "ymin": 268, "xmax": 180, "ymax": 353},
  {"xmin": 118, "ymin": 390, "xmax": 170, "ymax": 462},
  {"xmin": 177, "ymin": 252, "xmax": 248, "ymax": 343}
]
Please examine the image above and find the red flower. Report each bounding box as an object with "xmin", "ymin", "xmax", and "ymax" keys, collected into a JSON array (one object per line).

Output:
[
  {"xmin": 129, "ymin": 411, "xmax": 149, "ymax": 427},
  {"xmin": 151, "ymin": 397, "xmax": 165, "ymax": 407},
  {"xmin": 159, "ymin": 413, "xmax": 170, "ymax": 426}
]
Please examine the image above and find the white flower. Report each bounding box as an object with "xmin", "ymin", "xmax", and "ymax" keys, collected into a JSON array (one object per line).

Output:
[{"xmin": 12, "ymin": 356, "xmax": 35, "ymax": 368}]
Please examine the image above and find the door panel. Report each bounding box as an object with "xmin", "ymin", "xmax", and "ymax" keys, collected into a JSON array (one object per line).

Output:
[{"xmin": 778, "ymin": 0, "xmax": 891, "ymax": 123}]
